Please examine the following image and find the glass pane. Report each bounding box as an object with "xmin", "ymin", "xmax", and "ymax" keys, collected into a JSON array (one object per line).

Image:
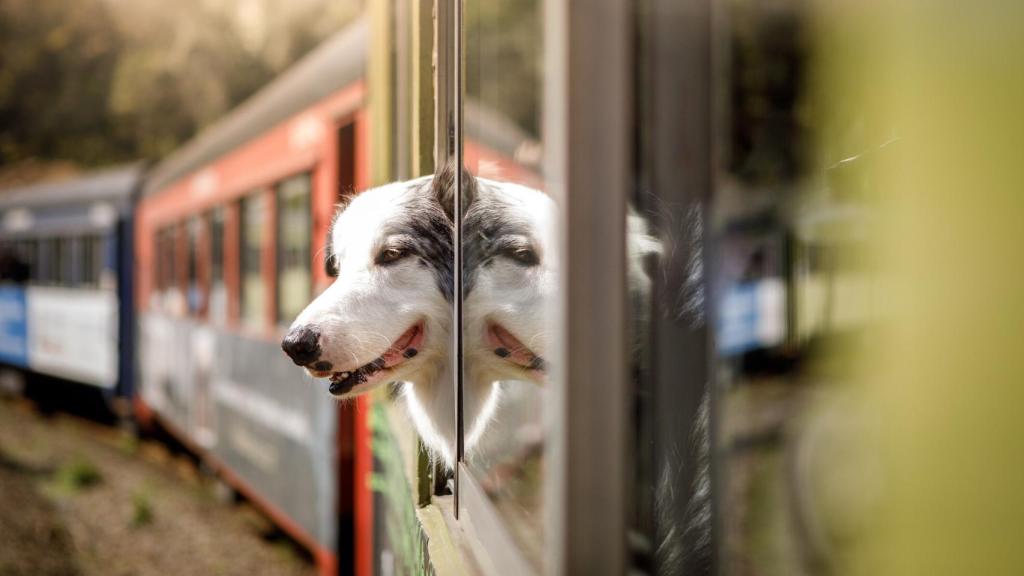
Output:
[
  {"xmin": 17, "ymin": 240, "xmax": 33, "ymax": 282},
  {"xmin": 463, "ymin": 0, "xmax": 549, "ymax": 568},
  {"xmin": 158, "ymin": 226, "xmax": 183, "ymax": 314},
  {"xmin": 80, "ymin": 236, "xmax": 97, "ymax": 287},
  {"xmin": 712, "ymin": 1, "xmax": 878, "ymax": 574},
  {"xmin": 240, "ymin": 193, "xmax": 266, "ymax": 329},
  {"xmin": 187, "ymin": 217, "xmax": 204, "ymax": 315},
  {"xmin": 627, "ymin": 1, "xmax": 713, "ymax": 574},
  {"xmin": 55, "ymin": 237, "xmax": 71, "ymax": 286},
  {"xmin": 276, "ymin": 174, "xmax": 311, "ymax": 325},
  {"xmin": 208, "ymin": 207, "xmax": 227, "ymax": 324}
]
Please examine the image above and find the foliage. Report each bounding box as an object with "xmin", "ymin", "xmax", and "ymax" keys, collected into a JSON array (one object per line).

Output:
[
  {"xmin": 464, "ymin": 0, "xmax": 542, "ymax": 138},
  {"xmin": 0, "ymin": 0, "xmax": 361, "ymax": 170}
]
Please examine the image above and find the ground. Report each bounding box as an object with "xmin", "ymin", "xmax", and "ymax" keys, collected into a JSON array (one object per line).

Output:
[{"xmin": 0, "ymin": 395, "xmax": 316, "ymax": 576}]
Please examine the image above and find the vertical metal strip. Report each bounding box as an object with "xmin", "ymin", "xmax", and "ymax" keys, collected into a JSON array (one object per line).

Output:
[
  {"xmin": 546, "ymin": 0, "xmax": 631, "ymax": 572},
  {"xmin": 452, "ymin": 0, "xmax": 464, "ymax": 518}
]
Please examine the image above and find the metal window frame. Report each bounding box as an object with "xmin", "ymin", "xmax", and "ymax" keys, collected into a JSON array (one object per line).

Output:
[{"xmin": 544, "ymin": 0, "xmax": 631, "ymax": 574}]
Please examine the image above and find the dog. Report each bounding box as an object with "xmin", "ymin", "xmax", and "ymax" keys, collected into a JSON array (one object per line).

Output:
[{"xmin": 281, "ymin": 166, "xmax": 555, "ymax": 467}]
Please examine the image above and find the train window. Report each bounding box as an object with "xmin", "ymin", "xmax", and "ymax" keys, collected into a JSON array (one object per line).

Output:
[
  {"xmin": 17, "ymin": 240, "xmax": 34, "ymax": 282},
  {"xmin": 79, "ymin": 236, "xmax": 100, "ymax": 288},
  {"xmin": 156, "ymin": 229, "xmax": 167, "ymax": 294},
  {"xmin": 0, "ymin": 241, "xmax": 25, "ymax": 283},
  {"xmin": 461, "ymin": 0, "xmax": 549, "ymax": 569},
  {"xmin": 275, "ymin": 173, "xmax": 311, "ymax": 326},
  {"xmin": 239, "ymin": 193, "xmax": 267, "ymax": 330},
  {"xmin": 34, "ymin": 239, "xmax": 49, "ymax": 283},
  {"xmin": 208, "ymin": 207, "xmax": 227, "ymax": 325},
  {"xmin": 55, "ymin": 238, "xmax": 72, "ymax": 286},
  {"xmin": 156, "ymin": 226, "xmax": 180, "ymax": 312},
  {"xmin": 187, "ymin": 217, "xmax": 204, "ymax": 316}
]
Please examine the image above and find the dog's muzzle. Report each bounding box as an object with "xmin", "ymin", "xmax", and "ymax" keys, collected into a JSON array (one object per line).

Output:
[{"xmin": 281, "ymin": 325, "xmax": 321, "ymax": 366}]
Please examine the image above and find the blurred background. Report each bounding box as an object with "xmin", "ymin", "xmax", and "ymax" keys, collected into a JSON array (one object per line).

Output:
[
  {"xmin": 1, "ymin": 1, "xmax": 1022, "ymax": 576},
  {"xmin": 0, "ymin": 0, "xmax": 360, "ymax": 183}
]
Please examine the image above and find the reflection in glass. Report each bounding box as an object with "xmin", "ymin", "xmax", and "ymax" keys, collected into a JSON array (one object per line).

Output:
[
  {"xmin": 187, "ymin": 216, "xmax": 203, "ymax": 315},
  {"xmin": 623, "ymin": 1, "xmax": 717, "ymax": 574},
  {"xmin": 208, "ymin": 207, "xmax": 227, "ymax": 324},
  {"xmin": 463, "ymin": 0, "xmax": 549, "ymax": 568},
  {"xmin": 713, "ymin": 2, "xmax": 879, "ymax": 574}
]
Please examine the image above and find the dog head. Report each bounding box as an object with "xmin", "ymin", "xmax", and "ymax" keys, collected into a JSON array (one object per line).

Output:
[
  {"xmin": 463, "ymin": 178, "xmax": 557, "ymax": 387},
  {"xmin": 281, "ymin": 175, "xmax": 453, "ymax": 399}
]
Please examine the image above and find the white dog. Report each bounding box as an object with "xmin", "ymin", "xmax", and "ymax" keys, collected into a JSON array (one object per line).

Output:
[{"xmin": 281, "ymin": 167, "xmax": 556, "ymax": 467}]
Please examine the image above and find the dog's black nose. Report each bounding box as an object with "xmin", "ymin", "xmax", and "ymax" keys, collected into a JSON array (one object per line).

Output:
[{"xmin": 282, "ymin": 325, "xmax": 321, "ymax": 366}]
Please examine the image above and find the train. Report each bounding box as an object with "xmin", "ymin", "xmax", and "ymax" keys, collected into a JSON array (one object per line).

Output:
[
  {"xmin": 0, "ymin": 13, "xmax": 538, "ymax": 576},
  {"xmin": 0, "ymin": 0, "xmax": 912, "ymax": 574},
  {"xmin": 0, "ymin": 20, "xmax": 372, "ymax": 574},
  {"xmin": 0, "ymin": 164, "xmax": 142, "ymax": 401}
]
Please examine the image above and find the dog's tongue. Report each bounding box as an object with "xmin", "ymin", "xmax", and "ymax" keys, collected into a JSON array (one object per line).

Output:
[
  {"xmin": 489, "ymin": 323, "xmax": 545, "ymax": 372},
  {"xmin": 381, "ymin": 324, "xmax": 422, "ymax": 368}
]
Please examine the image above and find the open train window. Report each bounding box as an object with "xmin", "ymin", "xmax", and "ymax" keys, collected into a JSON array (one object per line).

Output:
[
  {"xmin": 275, "ymin": 173, "xmax": 312, "ymax": 326},
  {"xmin": 239, "ymin": 193, "xmax": 267, "ymax": 331}
]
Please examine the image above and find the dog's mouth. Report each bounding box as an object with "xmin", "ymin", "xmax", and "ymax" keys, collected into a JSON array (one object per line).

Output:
[
  {"xmin": 486, "ymin": 322, "xmax": 546, "ymax": 373},
  {"xmin": 309, "ymin": 322, "xmax": 425, "ymax": 396}
]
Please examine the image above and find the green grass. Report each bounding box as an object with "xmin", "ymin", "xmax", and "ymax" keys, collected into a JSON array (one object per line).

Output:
[
  {"xmin": 130, "ymin": 490, "xmax": 154, "ymax": 528},
  {"xmin": 53, "ymin": 457, "xmax": 103, "ymax": 494}
]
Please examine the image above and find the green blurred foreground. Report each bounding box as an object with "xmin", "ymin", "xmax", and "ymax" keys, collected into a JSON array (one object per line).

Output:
[{"xmin": 823, "ymin": 1, "xmax": 1024, "ymax": 574}]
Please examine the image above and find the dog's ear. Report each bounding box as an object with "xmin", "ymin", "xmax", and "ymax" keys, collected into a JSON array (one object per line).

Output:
[{"xmin": 431, "ymin": 161, "xmax": 477, "ymax": 221}]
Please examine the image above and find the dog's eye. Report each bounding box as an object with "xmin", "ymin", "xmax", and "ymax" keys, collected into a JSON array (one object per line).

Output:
[
  {"xmin": 325, "ymin": 254, "xmax": 339, "ymax": 277},
  {"xmin": 376, "ymin": 247, "xmax": 408, "ymax": 266},
  {"xmin": 507, "ymin": 247, "xmax": 539, "ymax": 267}
]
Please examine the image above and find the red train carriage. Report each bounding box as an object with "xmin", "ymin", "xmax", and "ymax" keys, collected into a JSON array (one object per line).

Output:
[{"xmin": 133, "ymin": 19, "xmax": 372, "ymax": 576}]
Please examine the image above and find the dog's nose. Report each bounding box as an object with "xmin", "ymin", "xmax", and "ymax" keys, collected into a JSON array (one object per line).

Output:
[{"xmin": 281, "ymin": 325, "xmax": 321, "ymax": 366}]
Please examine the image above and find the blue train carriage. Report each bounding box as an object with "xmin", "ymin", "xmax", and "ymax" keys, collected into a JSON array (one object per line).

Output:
[{"xmin": 0, "ymin": 164, "xmax": 144, "ymax": 408}]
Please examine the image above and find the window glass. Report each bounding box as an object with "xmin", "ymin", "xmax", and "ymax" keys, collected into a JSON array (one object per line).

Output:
[
  {"xmin": 80, "ymin": 235, "xmax": 100, "ymax": 287},
  {"xmin": 712, "ymin": 1, "xmax": 878, "ymax": 573},
  {"xmin": 463, "ymin": 0, "xmax": 549, "ymax": 568},
  {"xmin": 18, "ymin": 240, "xmax": 34, "ymax": 282},
  {"xmin": 276, "ymin": 174, "xmax": 311, "ymax": 325},
  {"xmin": 626, "ymin": 1, "xmax": 714, "ymax": 573},
  {"xmin": 156, "ymin": 229, "xmax": 167, "ymax": 293},
  {"xmin": 0, "ymin": 241, "xmax": 29, "ymax": 283},
  {"xmin": 36, "ymin": 239, "xmax": 51, "ymax": 284},
  {"xmin": 208, "ymin": 207, "xmax": 227, "ymax": 324},
  {"xmin": 55, "ymin": 237, "xmax": 72, "ymax": 286},
  {"xmin": 239, "ymin": 193, "xmax": 266, "ymax": 329},
  {"xmin": 187, "ymin": 217, "xmax": 204, "ymax": 315},
  {"xmin": 156, "ymin": 226, "xmax": 180, "ymax": 312}
]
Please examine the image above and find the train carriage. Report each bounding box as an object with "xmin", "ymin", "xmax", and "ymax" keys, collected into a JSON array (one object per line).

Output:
[
  {"xmin": 0, "ymin": 164, "xmax": 143, "ymax": 404},
  {"xmin": 133, "ymin": 18, "xmax": 370, "ymax": 576}
]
